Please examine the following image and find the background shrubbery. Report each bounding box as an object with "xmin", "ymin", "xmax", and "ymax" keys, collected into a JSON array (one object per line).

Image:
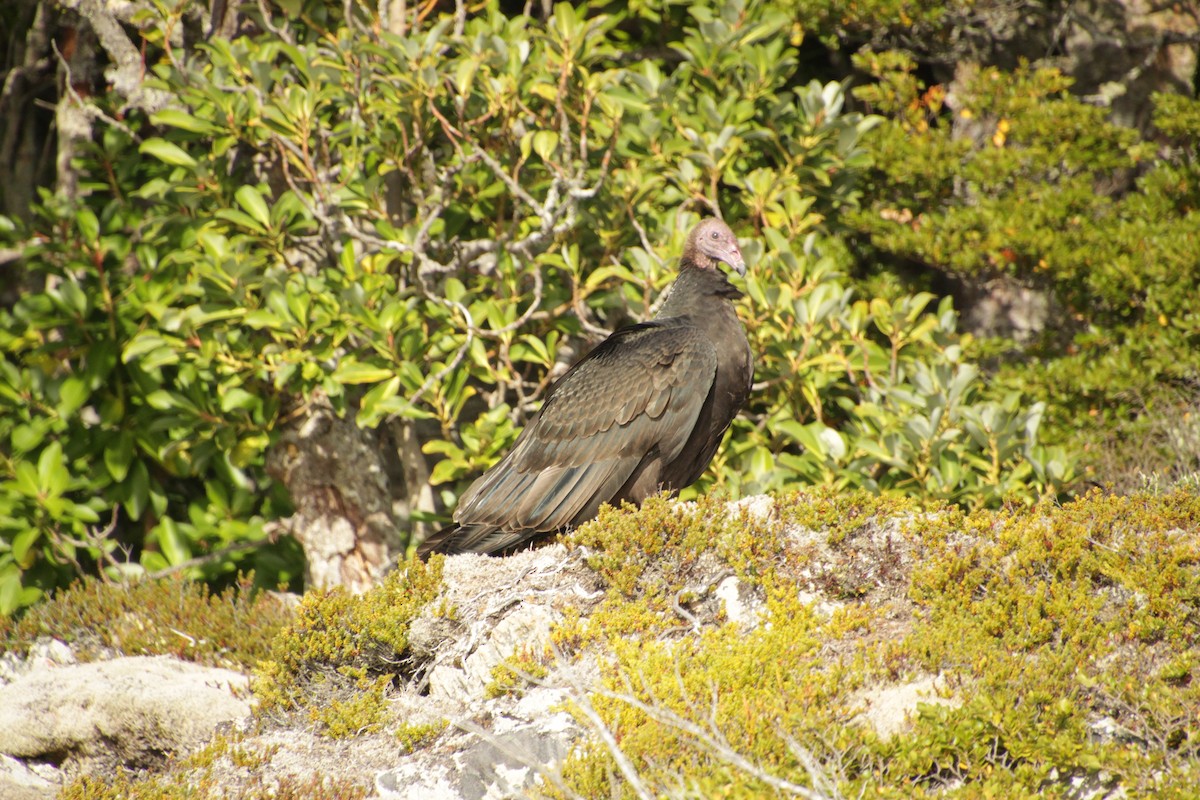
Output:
[{"xmin": 0, "ymin": 0, "xmax": 1197, "ymax": 614}]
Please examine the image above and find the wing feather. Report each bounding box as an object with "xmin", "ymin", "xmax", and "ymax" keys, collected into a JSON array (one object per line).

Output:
[{"xmin": 450, "ymin": 320, "xmax": 717, "ymax": 542}]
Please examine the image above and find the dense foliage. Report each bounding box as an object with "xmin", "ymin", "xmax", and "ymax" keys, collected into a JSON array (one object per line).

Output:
[
  {"xmin": 1, "ymin": 0, "xmax": 1196, "ymax": 614},
  {"xmin": 849, "ymin": 52, "xmax": 1200, "ymax": 485}
]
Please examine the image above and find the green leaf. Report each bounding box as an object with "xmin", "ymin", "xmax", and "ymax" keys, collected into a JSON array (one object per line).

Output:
[
  {"xmin": 215, "ymin": 208, "xmax": 267, "ymax": 233},
  {"xmin": 37, "ymin": 441, "xmax": 68, "ymax": 498},
  {"xmin": 532, "ymin": 130, "xmax": 559, "ymax": 161},
  {"xmin": 155, "ymin": 518, "xmax": 191, "ymax": 566},
  {"xmin": 151, "ymin": 108, "xmax": 217, "ymax": 134},
  {"xmin": 429, "ymin": 457, "xmax": 463, "ymax": 486},
  {"xmin": 75, "ymin": 208, "xmax": 100, "ymax": 242},
  {"xmin": 123, "ymin": 333, "xmax": 171, "ymax": 362},
  {"xmin": 122, "ymin": 460, "xmax": 150, "ymax": 519},
  {"xmin": 104, "ymin": 432, "xmax": 135, "ymax": 482},
  {"xmin": 219, "ymin": 386, "xmax": 259, "ymax": 413},
  {"xmin": 0, "ymin": 566, "xmax": 28, "ymax": 616},
  {"xmin": 235, "ymin": 185, "xmax": 272, "ymax": 229},
  {"xmin": 58, "ymin": 377, "xmax": 89, "ymax": 417},
  {"xmin": 139, "ymin": 137, "xmax": 198, "ymax": 167},
  {"xmin": 334, "ymin": 361, "xmax": 394, "ymax": 385},
  {"xmin": 11, "ymin": 528, "xmax": 41, "ymax": 569},
  {"xmin": 243, "ymin": 309, "xmax": 284, "ymax": 329},
  {"xmin": 11, "ymin": 424, "xmax": 44, "ymax": 453},
  {"xmin": 70, "ymin": 501, "xmax": 101, "ymax": 524},
  {"xmin": 358, "ymin": 377, "xmax": 402, "ymax": 426},
  {"xmin": 13, "ymin": 461, "xmax": 39, "ymax": 498},
  {"xmin": 144, "ymin": 390, "xmax": 179, "ymax": 411}
]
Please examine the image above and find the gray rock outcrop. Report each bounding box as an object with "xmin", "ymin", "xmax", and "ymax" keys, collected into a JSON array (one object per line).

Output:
[{"xmin": 0, "ymin": 655, "xmax": 250, "ymax": 778}]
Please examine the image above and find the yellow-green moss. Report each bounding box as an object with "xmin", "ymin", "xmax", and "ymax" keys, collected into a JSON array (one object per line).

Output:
[
  {"xmin": 396, "ymin": 720, "xmax": 448, "ymax": 752},
  {"xmin": 778, "ymin": 486, "xmax": 919, "ymax": 543},
  {"xmin": 311, "ymin": 672, "xmax": 394, "ymax": 738},
  {"xmin": 252, "ymin": 556, "xmax": 444, "ymax": 735},
  {"xmin": 562, "ymin": 493, "xmax": 762, "ymax": 647},
  {"xmin": 59, "ymin": 721, "xmax": 369, "ymax": 799},
  {"xmin": 547, "ymin": 489, "xmax": 1200, "ymax": 799},
  {"xmin": 486, "ymin": 648, "xmax": 551, "ymax": 698},
  {"xmin": 60, "ymin": 771, "xmax": 370, "ymax": 800},
  {"xmin": 0, "ymin": 573, "xmax": 292, "ymax": 670},
  {"xmin": 184, "ymin": 730, "xmax": 278, "ymax": 772}
]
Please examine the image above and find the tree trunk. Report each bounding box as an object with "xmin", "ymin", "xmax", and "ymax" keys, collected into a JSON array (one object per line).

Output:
[{"xmin": 266, "ymin": 395, "xmax": 405, "ymax": 593}]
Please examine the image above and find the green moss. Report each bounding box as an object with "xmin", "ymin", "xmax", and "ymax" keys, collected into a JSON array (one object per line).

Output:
[
  {"xmin": 0, "ymin": 574, "xmax": 292, "ymax": 670},
  {"xmin": 882, "ymin": 490, "xmax": 1200, "ymax": 794},
  {"xmin": 486, "ymin": 649, "xmax": 551, "ymax": 699},
  {"xmin": 396, "ymin": 720, "xmax": 448, "ymax": 752},
  {"xmin": 560, "ymin": 495, "xmax": 732, "ymax": 645},
  {"xmin": 548, "ymin": 489, "xmax": 1200, "ymax": 798},
  {"xmin": 60, "ymin": 771, "xmax": 369, "ymax": 800},
  {"xmin": 252, "ymin": 556, "xmax": 444, "ymax": 736},
  {"xmin": 311, "ymin": 671, "xmax": 394, "ymax": 738},
  {"xmin": 778, "ymin": 486, "xmax": 919, "ymax": 543},
  {"xmin": 184, "ymin": 730, "xmax": 278, "ymax": 772}
]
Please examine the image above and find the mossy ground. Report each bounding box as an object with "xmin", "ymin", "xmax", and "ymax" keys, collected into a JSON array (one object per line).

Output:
[
  {"xmin": 0, "ymin": 573, "xmax": 292, "ymax": 670},
  {"xmin": 22, "ymin": 559, "xmax": 447, "ymax": 798},
  {"xmin": 548, "ymin": 489, "xmax": 1200, "ymax": 799},
  {"xmin": 251, "ymin": 555, "xmax": 445, "ymax": 737},
  {"xmin": 10, "ymin": 491, "xmax": 1199, "ymax": 798}
]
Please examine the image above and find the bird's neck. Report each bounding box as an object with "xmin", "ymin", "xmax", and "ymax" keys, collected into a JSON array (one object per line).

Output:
[{"xmin": 655, "ymin": 263, "xmax": 742, "ymax": 319}]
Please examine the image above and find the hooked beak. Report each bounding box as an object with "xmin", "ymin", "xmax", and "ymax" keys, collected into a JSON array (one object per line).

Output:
[{"xmin": 721, "ymin": 243, "xmax": 746, "ymax": 276}]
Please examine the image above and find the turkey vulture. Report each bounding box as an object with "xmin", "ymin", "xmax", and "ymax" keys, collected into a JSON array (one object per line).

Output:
[{"xmin": 418, "ymin": 218, "xmax": 752, "ymax": 557}]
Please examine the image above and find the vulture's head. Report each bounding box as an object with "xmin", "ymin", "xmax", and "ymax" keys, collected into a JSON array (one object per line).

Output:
[{"xmin": 685, "ymin": 218, "xmax": 745, "ymax": 276}]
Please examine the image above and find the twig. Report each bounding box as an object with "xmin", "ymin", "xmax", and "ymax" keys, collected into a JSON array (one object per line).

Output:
[
  {"xmin": 587, "ymin": 683, "xmax": 836, "ymax": 799},
  {"xmin": 144, "ymin": 539, "xmax": 264, "ymax": 580},
  {"xmin": 50, "ymin": 40, "xmax": 141, "ymax": 142},
  {"xmin": 568, "ymin": 690, "xmax": 657, "ymax": 800}
]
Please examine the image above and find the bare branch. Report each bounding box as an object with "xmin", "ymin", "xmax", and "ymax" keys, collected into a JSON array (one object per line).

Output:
[
  {"xmin": 50, "ymin": 40, "xmax": 141, "ymax": 143},
  {"xmin": 586, "ymin": 683, "xmax": 837, "ymax": 800},
  {"xmin": 58, "ymin": 0, "xmax": 170, "ymax": 113},
  {"xmin": 143, "ymin": 539, "xmax": 264, "ymax": 581},
  {"xmin": 567, "ymin": 690, "xmax": 657, "ymax": 800}
]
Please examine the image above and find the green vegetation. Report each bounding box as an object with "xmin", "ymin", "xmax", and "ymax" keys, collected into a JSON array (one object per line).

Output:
[
  {"xmin": 0, "ymin": 0, "xmax": 1114, "ymax": 615},
  {"xmin": 0, "ymin": 573, "xmax": 291, "ymax": 669},
  {"xmin": 2, "ymin": 0, "xmax": 1198, "ymax": 791},
  {"xmin": 251, "ymin": 555, "xmax": 443, "ymax": 735},
  {"xmin": 61, "ymin": 770, "xmax": 368, "ymax": 800},
  {"xmin": 850, "ymin": 52, "xmax": 1200, "ymax": 489},
  {"xmin": 547, "ymin": 490, "xmax": 1200, "ymax": 798},
  {"xmin": 18, "ymin": 489, "xmax": 1196, "ymax": 797},
  {"xmin": 395, "ymin": 719, "xmax": 449, "ymax": 753}
]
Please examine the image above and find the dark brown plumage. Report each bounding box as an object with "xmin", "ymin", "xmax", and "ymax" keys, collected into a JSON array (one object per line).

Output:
[{"xmin": 418, "ymin": 218, "xmax": 752, "ymax": 557}]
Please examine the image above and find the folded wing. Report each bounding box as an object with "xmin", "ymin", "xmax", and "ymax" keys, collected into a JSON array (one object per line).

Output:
[{"xmin": 419, "ymin": 320, "xmax": 717, "ymax": 555}]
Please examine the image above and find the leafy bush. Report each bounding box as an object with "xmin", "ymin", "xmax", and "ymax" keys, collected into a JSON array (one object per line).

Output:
[
  {"xmin": 0, "ymin": 0, "xmax": 1073, "ymax": 613},
  {"xmin": 849, "ymin": 51, "xmax": 1200, "ymax": 482}
]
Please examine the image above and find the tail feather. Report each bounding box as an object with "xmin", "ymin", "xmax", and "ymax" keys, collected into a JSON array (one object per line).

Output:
[
  {"xmin": 416, "ymin": 522, "xmax": 556, "ymax": 559},
  {"xmin": 415, "ymin": 523, "xmax": 469, "ymax": 559}
]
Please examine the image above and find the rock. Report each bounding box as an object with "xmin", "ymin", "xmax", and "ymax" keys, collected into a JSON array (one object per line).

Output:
[
  {"xmin": 853, "ymin": 673, "xmax": 956, "ymax": 739},
  {"xmin": 0, "ymin": 655, "xmax": 250, "ymax": 774},
  {"xmin": 0, "ymin": 754, "xmax": 61, "ymax": 800},
  {"xmin": 375, "ymin": 545, "xmax": 601, "ymax": 798},
  {"xmin": 376, "ymin": 688, "xmax": 580, "ymax": 800},
  {"xmin": 715, "ymin": 575, "xmax": 764, "ymax": 629},
  {"xmin": 410, "ymin": 545, "xmax": 595, "ymax": 706},
  {"xmin": 0, "ymin": 638, "xmax": 76, "ymax": 686}
]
